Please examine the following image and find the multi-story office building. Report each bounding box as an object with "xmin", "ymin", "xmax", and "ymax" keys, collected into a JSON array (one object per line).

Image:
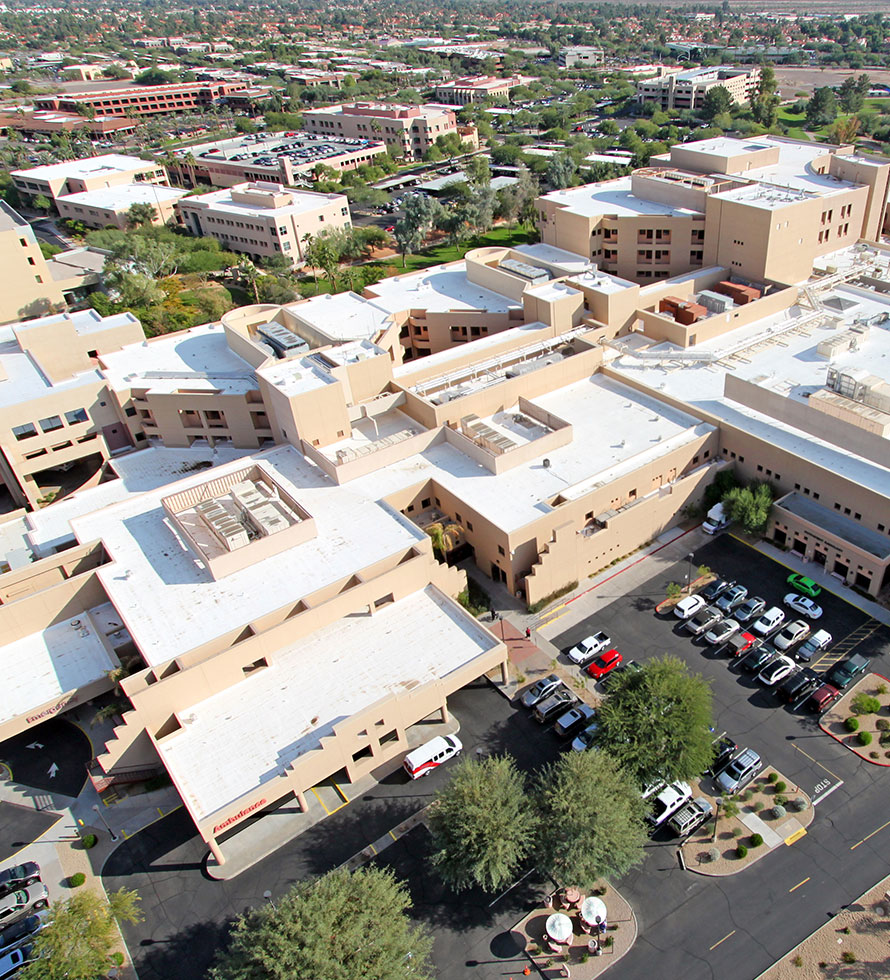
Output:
[
  {"xmin": 0, "ymin": 109, "xmax": 137, "ymax": 141},
  {"xmin": 2, "ymin": 138, "xmax": 890, "ymax": 865},
  {"xmin": 11, "ymin": 154, "xmax": 169, "ymax": 208},
  {"xmin": 33, "ymin": 81, "xmax": 248, "ymax": 119},
  {"xmin": 538, "ymin": 136, "xmax": 890, "ymax": 285},
  {"xmin": 559, "ymin": 46, "xmax": 605, "ymax": 68},
  {"xmin": 176, "ymin": 183, "xmax": 351, "ymax": 267},
  {"xmin": 636, "ymin": 65, "xmax": 761, "ymax": 111},
  {"xmin": 56, "ymin": 184, "xmax": 187, "ymax": 230},
  {"xmin": 0, "ymin": 202, "xmax": 65, "ymax": 324},
  {"xmin": 301, "ymin": 103, "xmax": 470, "ymax": 160},
  {"xmin": 433, "ymin": 75, "xmax": 529, "ymax": 105}
]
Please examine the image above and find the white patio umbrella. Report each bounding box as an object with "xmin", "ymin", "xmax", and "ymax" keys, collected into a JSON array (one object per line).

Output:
[
  {"xmin": 580, "ymin": 896, "xmax": 608, "ymax": 929},
  {"xmin": 545, "ymin": 912, "xmax": 573, "ymax": 945}
]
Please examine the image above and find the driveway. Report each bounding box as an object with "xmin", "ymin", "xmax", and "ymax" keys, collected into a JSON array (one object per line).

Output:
[{"xmin": 101, "ymin": 681, "xmax": 561, "ymax": 980}]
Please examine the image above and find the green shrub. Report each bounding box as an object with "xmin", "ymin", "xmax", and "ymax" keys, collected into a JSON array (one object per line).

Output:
[
  {"xmin": 842, "ymin": 951, "xmax": 857, "ymax": 964},
  {"xmin": 736, "ymin": 844, "xmax": 748, "ymax": 858},
  {"xmin": 82, "ymin": 834, "xmax": 97, "ymax": 849},
  {"xmin": 792, "ymin": 955, "xmax": 803, "ymax": 967},
  {"xmin": 723, "ymin": 801, "xmax": 739, "ymax": 819},
  {"xmin": 750, "ymin": 833, "xmax": 763, "ymax": 847},
  {"xmin": 110, "ymin": 953, "xmax": 124, "ymax": 967},
  {"xmin": 753, "ymin": 801, "xmax": 764, "ymax": 812},
  {"xmin": 68, "ymin": 872, "xmax": 86, "ymax": 887},
  {"xmin": 858, "ymin": 731, "xmax": 873, "ymax": 746},
  {"xmin": 852, "ymin": 693, "xmax": 881, "ymax": 715},
  {"xmin": 767, "ymin": 772, "xmax": 778, "ymax": 784},
  {"xmin": 731, "ymin": 826, "xmax": 742, "ymax": 838},
  {"xmin": 870, "ymin": 751, "xmax": 880, "ymax": 759},
  {"xmin": 845, "ymin": 716, "xmax": 860, "ymax": 732},
  {"xmin": 742, "ymin": 789, "xmax": 754, "ymax": 801},
  {"xmin": 528, "ymin": 581, "xmax": 578, "ymax": 615},
  {"xmin": 775, "ymin": 794, "xmax": 787, "ymax": 807},
  {"xmin": 877, "ymin": 718, "xmax": 890, "ymax": 731},
  {"xmin": 792, "ymin": 798, "xmax": 808, "ymax": 812},
  {"xmin": 773, "ymin": 804, "xmax": 786, "ymax": 819},
  {"xmin": 773, "ymin": 780, "xmax": 787, "ymax": 793},
  {"xmin": 876, "ymin": 683, "xmax": 887, "ymax": 695},
  {"xmin": 707, "ymin": 847, "xmax": 720, "ymax": 862}
]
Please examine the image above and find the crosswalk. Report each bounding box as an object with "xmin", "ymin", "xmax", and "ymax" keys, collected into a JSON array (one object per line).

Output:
[{"xmin": 811, "ymin": 619, "xmax": 883, "ymax": 671}]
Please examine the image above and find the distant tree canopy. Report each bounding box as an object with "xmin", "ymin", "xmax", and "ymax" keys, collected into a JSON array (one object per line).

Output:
[{"xmin": 135, "ymin": 67, "xmax": 175, "ymax": 86}]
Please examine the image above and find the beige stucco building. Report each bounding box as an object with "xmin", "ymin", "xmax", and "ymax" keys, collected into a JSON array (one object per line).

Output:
[
  {"xmin": 11, "ymin": 154, "xmax": 169, "ymax": 208},
  {"xmin": 176, "ymin": 183, "xmax": 351, "ymax": 267},
  {"xmin": 302, "ymin": 102, "xmax": 471, "ymax": 160},
  {"xmin": 55, "ymin": 183, "xmax": 187, "ymax": 230},
  {"xmin": 0, "ymin": 202, "xmax": 66, "ymax": 324},
  {"xmin": 636, "ymin": 65, "xmax": 761, "ymax": 111}
]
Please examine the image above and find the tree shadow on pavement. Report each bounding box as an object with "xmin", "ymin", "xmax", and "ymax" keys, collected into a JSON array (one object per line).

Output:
[{"xmin": 128, "ymin": 917, "xmax": 231, "ymax": 980}]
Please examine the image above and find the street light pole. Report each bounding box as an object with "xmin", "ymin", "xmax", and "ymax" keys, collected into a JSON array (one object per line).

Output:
[
  {"xmin": 686, "ymin": 552, "xmax": 695, "ymax": 593},
  {"xmin": 262, "ymin": 890, "xmax": 276, "ymax": 910},
  {"xmin": 92, "ymin": 804, "xmax": 118, "ymax": 842},
  {"xmin": 711, "ymin": 797, "xmax": 723, "ymax": 843}
]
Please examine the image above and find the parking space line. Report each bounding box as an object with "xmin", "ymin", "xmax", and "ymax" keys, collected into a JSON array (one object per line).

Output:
[
  {"xmin": 811, "ymin": 620, "xmax": 881, "ymax": 670},
  {"xmin": 310, "ymin": 785, "xmax": 331, "ymax": 815},
  {"xmin": 790, "ymin": 742, "xmax": 842, "ymax": 782},
  {"xmin": 333, "ymin": 781, "xmax": 349, "ymax": 805},
  {"xmin": 789, "ymin": 877, "xmax": 810, "ymax": 892},
  {"xmin": 850, "ymin": 817, "xmax": 890, "ymax": 851},
  {"xmin": 709, "ymin": 929, "xmax": 736, "ymax": 951}
]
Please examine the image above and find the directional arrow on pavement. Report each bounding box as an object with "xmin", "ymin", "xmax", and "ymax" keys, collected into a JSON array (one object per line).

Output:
[
  {"xmin": 47, "ymin": 763, "xmax": 58, "ymax": 778},
  {"xmin": 26, "ymin": 742, "xmax": 44, "ymax": 750}
]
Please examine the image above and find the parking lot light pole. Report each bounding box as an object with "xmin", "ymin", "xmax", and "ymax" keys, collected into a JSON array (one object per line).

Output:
[
  {"xmin": 686, "ymin": 553, "xmax": 695, "ymax": 593},
  {"xmin": 92, "ymin": 804, "xmax": 118, "ymax": 842},
  {"xmin": 711, "ymin": 797, "xmax": 723, "ymax": 843}
]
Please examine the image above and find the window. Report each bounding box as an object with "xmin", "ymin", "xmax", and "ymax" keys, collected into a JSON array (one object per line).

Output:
[
  {"xmin": 12, "ymin": 423, "xmax": 37, "ymax": 441},
  {"xmin": 64, "ymin": 408, "xmax": 88, "ymax": 425},
  {"xmin": 39, "ymin": 416, "xmax": 63, "ymax": 433},
  {"xmin": 498, "ymin": 545, "xmax": 505, "ymax": 556},
  {"xmin": 125, "ymin": 406, "xmax": 137, "ymax": 417},
  {"xmin": 466, "ymin": 521, "xmax": 473, "ymax": 531}
]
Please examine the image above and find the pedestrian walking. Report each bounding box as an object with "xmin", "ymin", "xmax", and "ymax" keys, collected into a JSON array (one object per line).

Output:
[{"xmin": 525, "ymin": 627, "xmax": 531, "ymax": 639}]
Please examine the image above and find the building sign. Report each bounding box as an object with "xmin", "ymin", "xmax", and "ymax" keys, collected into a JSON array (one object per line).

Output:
[
  {"xmin": 212, "ymin": 798, "xmax": 267, "ymax": 835},
  {"xmin": 27, "ymin": 695, "xmax": 77, "ymax": 725}
]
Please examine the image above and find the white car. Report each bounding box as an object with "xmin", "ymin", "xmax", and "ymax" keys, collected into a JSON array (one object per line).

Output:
[
  {"xmin": 674, "ymin": 595, "xmax": 706, "ymax": 620},
  {"xmin": 757, "ymin": 654, "xmax": 797, "ymax": 686},
  {"xmin": 567, "ymin": 631, "xmax": 611, "ymax": 666},
  {"xmin": 783, "ymin": 593, "xmax": 823, "ymax": 619},
  {"xmin": 752, "ymin": 606, "xmax": 786, "ymax": 637},
  {"xmin": 704, "ymin": 618, "xmax": 740, "ymax": 646},
  {"xmin": 774, "ymin": 619, "xmax": 810, "ymax": 651},
  {"xmin": 647, "ymin": 781, "xmax": 693, "ymax": 828},
  {"xmin": 796, "ymin": 629, "xmax": 832, "ymax": 663}
]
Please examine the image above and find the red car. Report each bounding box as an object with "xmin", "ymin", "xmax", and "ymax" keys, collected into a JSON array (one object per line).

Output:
[{"xmin": 587, "ymin": 648, "xmax": 623, "ymax": 680}]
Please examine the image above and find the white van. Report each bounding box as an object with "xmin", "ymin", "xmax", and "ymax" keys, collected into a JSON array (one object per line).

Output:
[{"xmin": 403, "ymin": 735, "xmax": 463, "ymax": 780}]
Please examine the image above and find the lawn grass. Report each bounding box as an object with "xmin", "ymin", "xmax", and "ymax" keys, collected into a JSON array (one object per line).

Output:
[{"xmin": 297, "ymin": 225, "xmax": 537, "ymax": 298}]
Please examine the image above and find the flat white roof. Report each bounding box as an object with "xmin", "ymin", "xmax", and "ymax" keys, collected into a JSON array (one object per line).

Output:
[
  {"xmin": 69, "ymin": 445, "xmax": 426, "ymax": 668},
  {"xmin": 609, "ymin": 278, "xmax": 890, "ymax": 499},
  {"xmin": 11, "ymin": 153, "xmax": 153, "ymax": 183},
  {"xmin": 1, "ymin": 613, "xmax": 115, "ymax": 726},
  {"xmin": 182, "ymin": 184, "xmax": 341, "ymax": 219},
  {"xmin": 284, "ymin": 291, "xmax": 393, "ymax": 342},
  {"xmin": 542, "ymin": 175, "xmax": 697, "ymax": 219},
  {"xmin": 157, "ymin": 585, "xmax": 497, "ymax": 821},
  {"xmin": 256, "ymin": 354, "xmax": 337, "ymax": 397},
  {"xmin": 513, "ymin": 242, "xmax": 593, "ymax": 276},
  {"xmin": 366, "ymin": 261, "xmax": 516, "ymax": 313},
  {"xmin": 0, "ymin": 340, "xmax": 102, "ymax": 409},
  {"xmin": 100, "ymin": 322, "xmax": 257, "ymax": 396},
  {"xmin": 57, "ymin": 183, "xmax": 186, "ymax": 212}
]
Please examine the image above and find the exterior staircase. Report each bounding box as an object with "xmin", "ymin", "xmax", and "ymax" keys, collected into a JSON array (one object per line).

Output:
[{"xmin": 86, "ymin": 759, "xmax": 163, "ymax": 794}]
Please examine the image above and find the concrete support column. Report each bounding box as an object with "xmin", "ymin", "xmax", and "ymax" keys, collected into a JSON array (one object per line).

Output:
[
  {"xmin": 208, "ymin": 836, "xmax": 225, "ymax": 866},
  {"xmin": 296, "ymin": 791, "xmax": 308, "ymax": 813},
  {"xmin": 440, "ymin": 702, "xmax": 450, "ymax": 723},
  {"xmin": 500, "ymin": 658, "xmax": 509, "ymax": 684}
]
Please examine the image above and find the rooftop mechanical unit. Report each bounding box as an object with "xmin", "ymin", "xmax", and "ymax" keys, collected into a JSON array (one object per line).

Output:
[{"xmin": 257, "ymin": 322, "xmax": 310, "ymax": 359}]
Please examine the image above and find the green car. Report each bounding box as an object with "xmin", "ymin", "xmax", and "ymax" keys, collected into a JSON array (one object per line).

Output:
[{"xmin": 786, "ymin": 573, "xmax": 821, "ymax": 599}]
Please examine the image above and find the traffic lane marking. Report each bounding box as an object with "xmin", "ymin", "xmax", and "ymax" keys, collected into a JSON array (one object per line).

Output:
[
  {"xmin": 812, "ymin": 781, "xmax": 844, "ymax": 807},
  {"xmin": 851, "ymin": 817, "xmax": 890, "ymax": 851},
  {"xmin": 709, "ymin": 929, "xmax": 736, "ymax": 951},
  {"xmin": 789, "ymin": 741, "xmax": 843, "ymax": 782},
  {"xmin": 789, "ymin": 877, "xmax": 810, "ymax": 892}
]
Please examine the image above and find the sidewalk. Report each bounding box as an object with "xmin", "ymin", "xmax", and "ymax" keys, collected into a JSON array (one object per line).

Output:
[{"xmin": 206, "ymin": 710, "xmax": 461, "ymax": 880}]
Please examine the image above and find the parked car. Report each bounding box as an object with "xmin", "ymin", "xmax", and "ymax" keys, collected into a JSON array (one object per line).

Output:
[
  {"xmin": 600, "ymin": 659, "xmax": 642, "ymax": 692},
  {"xmin": 571, "ymin": 722, "xmax": 599, "ymax": 752},
  {"xmin": 783, "ymin": 594, "xmax": 823, "ymax": 620},
  {"xmin": 701, "ymin": 579, "xmax": 734, "ymax": 602},
  {"xmin": 0, "ymin": 912, "xmax": 47, "ymax": 958},
  {"xmin": 734, "ymin": 595, "xmax": 766, "ymax": 624},
  {"xmin": 716, "ymin": 748, "xmax": 762, "ymax": 794},
  {"xmin": 553, "ymin": 703, "xmax": 597, "ymax": 738},
  {"xmin": 0, "ymin": 866, "xmax": 39, "ymax": 901},
  {"xmin": 774, "ymin": 619, "xmax": 811, "ymax": 651},
  {"xmin": 787, "ymin": 573, "xmax": 821, "ymax": 598},
  {"xmin": 806, "ymin": 682, "xmax": 840, "ymax": 713},
  {"xmin": 647, "ymin": 781, "xmax": 693, "ymax": 829},
  {"xmin": 715, "ymin": 584, "xmax": 748, "ymax": 614},
  {"xmin": 725, "ymin": 631, "xmax": 760, "ymax": 659},
  {"xmin": 403, "ymin": 735, "xmax": 462, "ymax": 779},
  {"xmin": 777, "ymin": 667, "xmax": 821, "ymax": 704},
  {"xmin": 673, "ymin": 595, "xmax": 706, "ymax": 620},
  {"xmin": 0, "ymin": 944, "xmax": 33, "ymax": 980},
  {"xmin": 684, "ymin": 604, "xmax": 723, "ymax": 637},
  {"xmin": 752, "ymin": 606, "xmax": 786, "ymax": 637},
  {"xmin": 587, "ymin": 648, "xmax": 623, "ymax": 680},
  {"xmin": 706, "ymin": 735, "xmax": 738, "ymax": 777},
  {"xmin": 667, "ymin": 797, "xmax": 713, "ymax": 838},
  {"xmin": 757, "ymin": 654, "xmax": 797, "ymax": 686},
  {"xmin": 824, "ymin": 653, "xmax": 869, "ymax": 690},
  {"xmin": 0, "ymin": 885, "xmax": 47, "ymax": 926},
  {"xmin": 521, "ymin": 674, "xmax": 562, "ymax": 708},
  {"xmin": 739, "ymin": 644, "xmax": 778, "ymax": 674},
  {"xmin": 534, "ymin": 688, "xmax": 577, "ymax": 723},
  {"xmin": 796, "ymin": 629, "xmax": 833, "ymax": 663},
  {"xmin": 567, "ymin": 631, "xmax": 611, "ymax": 666},
  {"xmin": 704, "ymin": 618, "xmax": 740, "ymax": 646}
]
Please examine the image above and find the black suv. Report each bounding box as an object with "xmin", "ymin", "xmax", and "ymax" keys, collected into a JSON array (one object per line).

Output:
[{"xmin": 824, "ymin": 654, "xmax": 869, "ymax": 690}]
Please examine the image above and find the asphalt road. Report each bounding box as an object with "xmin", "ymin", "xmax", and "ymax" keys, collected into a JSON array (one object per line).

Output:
[
  {"xmin": 101, "ymin": 681, "xmax": 562, "ymax": 980},
  {"xmin": 0, "ymin": 802, "xmax": 58, "ymax": 863},
  {"xmin": 553, "ymin": 534, "xmax": 890, "ymax": 980},
  {"xmin": 0, "ymin": 719, "xmax": 91, "ymax": 799}
]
